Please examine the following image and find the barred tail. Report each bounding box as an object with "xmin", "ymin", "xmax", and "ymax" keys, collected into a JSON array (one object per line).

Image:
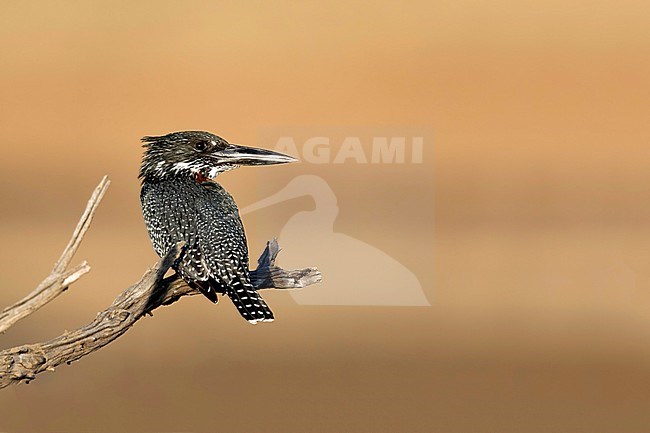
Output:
[{"xmin": 226, "ymin": 281, "xmax": 274, "ymax": 324}]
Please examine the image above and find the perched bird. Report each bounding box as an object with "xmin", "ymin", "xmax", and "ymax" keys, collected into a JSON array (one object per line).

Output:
[{"xmin": 139, "ymin": 131, "xmax": 297, "ymax": 324}]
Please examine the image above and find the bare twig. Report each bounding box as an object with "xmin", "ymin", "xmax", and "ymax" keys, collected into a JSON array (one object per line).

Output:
[
  {"xmin": 0, "ymin": 178, "xmax": 321, "ymax": 389},
  {"xmin": 0, "ymin": 176, "xmax": 111, "ymax": 334},
  {"xmin": 250, "ymin": 239, "xmax": 321, "ymax": 289}
]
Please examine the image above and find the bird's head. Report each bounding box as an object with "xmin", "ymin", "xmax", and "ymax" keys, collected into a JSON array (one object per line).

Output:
[{"xmin": 139, "ymin": 130, "xmax": 297, "ymax": 181}]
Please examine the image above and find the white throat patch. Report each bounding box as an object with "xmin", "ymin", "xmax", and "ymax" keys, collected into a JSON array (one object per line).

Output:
[{"xmin": 172, "ymin": 161, "xmax": 202, "ymax": 173}]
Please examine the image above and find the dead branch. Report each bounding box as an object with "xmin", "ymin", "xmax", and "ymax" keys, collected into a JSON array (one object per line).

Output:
[
  {"xmin": 0, "ymin": 176, "xmax": 110, "ymax": 334},
  {"xmin": 0, "ymin": 177, "xmax": 321, "ymax": 389}
]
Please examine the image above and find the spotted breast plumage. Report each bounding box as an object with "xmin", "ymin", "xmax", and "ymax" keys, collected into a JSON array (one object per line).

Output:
[{"xmin": 139, "ymin": 131, "xmax": 297, "ymax": 324}]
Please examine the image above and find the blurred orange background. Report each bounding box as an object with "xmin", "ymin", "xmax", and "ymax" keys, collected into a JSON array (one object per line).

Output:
[{"xmin": 1, "ymin": 1, "xmax": 649, "ymax": 432}]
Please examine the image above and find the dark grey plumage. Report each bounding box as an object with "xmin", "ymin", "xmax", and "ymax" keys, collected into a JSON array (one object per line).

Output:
[{"xmin": 139, "ymin": 131, "xmax": 296, "ymax": 324}]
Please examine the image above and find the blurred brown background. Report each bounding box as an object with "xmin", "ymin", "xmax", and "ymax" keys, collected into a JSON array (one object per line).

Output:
[{"xmin": 1, "ymin": 1, "xmax": 649, "ymax": 432}]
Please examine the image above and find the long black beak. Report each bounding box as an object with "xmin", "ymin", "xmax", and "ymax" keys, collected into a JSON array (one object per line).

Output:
[{"xmin": 218, "ymin": 144, "xmax": 298, "ymax": 166}]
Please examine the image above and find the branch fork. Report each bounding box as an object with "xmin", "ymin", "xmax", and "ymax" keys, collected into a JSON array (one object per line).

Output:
[{"xmin": 0, "ymin": 177, "xmax": 321, "ymax": 389}]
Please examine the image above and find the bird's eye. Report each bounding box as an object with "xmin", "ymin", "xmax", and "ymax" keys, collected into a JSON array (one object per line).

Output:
[{"xmin": 195, "ymin": 141, "xmax": 208, "ymax": 151}]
